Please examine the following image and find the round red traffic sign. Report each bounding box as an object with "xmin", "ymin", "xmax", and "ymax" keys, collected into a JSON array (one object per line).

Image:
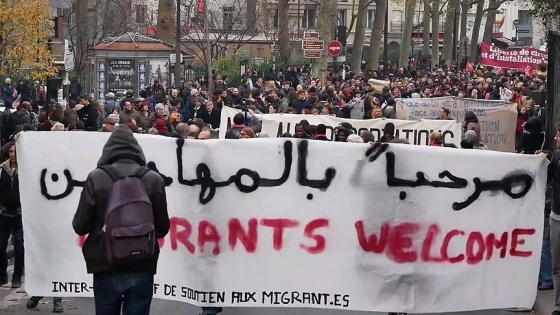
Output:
[{"xmin": 328, "ymin": 40, "xmax": 343, "ymax": 56}]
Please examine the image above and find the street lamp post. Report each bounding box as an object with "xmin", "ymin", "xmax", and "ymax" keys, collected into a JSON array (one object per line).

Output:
[
  {"xmin": 513, "ymin": 19, "xmax": 520, "ymax": 46},
  {"xmin": 382, "ymin": 0, "xmax": 389, "ymax": 78},
  {"xmin": 174, "ymin": 0, "xmax": 182, "ymax": 88}
]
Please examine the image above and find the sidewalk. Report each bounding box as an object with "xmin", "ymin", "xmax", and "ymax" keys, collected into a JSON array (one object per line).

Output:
[{"xmin": 535, "ymin": 289, "xmax": 554, "ymax": 315}]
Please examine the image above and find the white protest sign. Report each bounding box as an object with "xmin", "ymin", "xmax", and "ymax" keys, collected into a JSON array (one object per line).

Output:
[
  {"xmin": 395, "ymin": 97, "xmax": 517, "ymax": 152},
  {"xmin": 500, "ymin": 87, "xmax": 513, "ymax": 100},
  {"xmin": 19, "ymin": 132, "xmax": 546, "ymax": 313},
  {"xmin": 219, "ymin": 107, "xmax": 462, "ymax": 147}
]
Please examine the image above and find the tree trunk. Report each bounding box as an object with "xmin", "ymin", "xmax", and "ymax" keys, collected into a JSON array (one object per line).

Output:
[
  {"xmin": 350, "ymin": 0, "xmax": 368, "ymax": 72},
  {"xmin": 75, "ymin": 0, "xmax": 89, "ymax": 76},
  {"xmin": 431, "ymin": 0, "xmax": 440, "ymax": 67},
  {"xmin": 482, "ymin": 0, "xmax": 499, "ymax": 44},
  {"xmin": 422, "ymin": 0, "xmax": 430, "ymax": 56},
  {"xmin": 278, "ymin": 0, "xmax": 290, "ymax": 64},
  {"xmin": 470, "ymin": 0, "xmax": 484, "ymax": 62},
  {"xmin": 441, "ymin": 0, "xmax": 458, "ymax": 66},
  {"xmin": 458, "ymin": 0, "xmax": 468, "ymax": 61},
  {"xmin": 399, "ymin": 0, "xmax": 417, "ymax": 67},
  {"xmin": 156, "ymin": 0, "xmax": 174, "ymax": 43},
  {"xmin": 311, "ymin": 0, "xmax": 337, "ymax": 81},
  {"xmin": 246, "ymin": 0, "xmax": 257, "ymax": 35},
  {"xmin": 368, "ymin": 0, "xmax": 387, "ymax": 70},
  {"xmin": 459, "ymin": 0, "xmax": 468, "ymax": 42}
]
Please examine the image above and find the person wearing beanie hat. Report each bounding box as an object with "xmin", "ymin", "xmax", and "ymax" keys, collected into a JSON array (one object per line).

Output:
[
  {"xmin": 153, "ymin": 119, "xmax": 169, "ymax": 136},
  {"xmin": 379, "ymin": 122, "xmax": 395, "ymax": 143},
  {"xmin": 346, "ymin": 134, "xmax": 364, "ymax": 143},
  {"xmin": 334, "ymin": 122, "xmax": 353, "ymax": 142}
]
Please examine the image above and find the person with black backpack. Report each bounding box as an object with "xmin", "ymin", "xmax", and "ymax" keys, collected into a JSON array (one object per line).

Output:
[{"xmin": 72, "ymin": 125, "xmax": 170, "ymax": 315}]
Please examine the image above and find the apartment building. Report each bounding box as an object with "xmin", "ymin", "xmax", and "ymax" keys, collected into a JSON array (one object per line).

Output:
[
  {"xmin": 496, "ymin": 0, "xmax": 545, "ymax": 48},
  {"xmin": 262, "ymin": 0, "xmax": 404, "ymax": 44}
]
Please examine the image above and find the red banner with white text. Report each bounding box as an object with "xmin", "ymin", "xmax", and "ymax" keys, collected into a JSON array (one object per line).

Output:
[{"xmin": 479, "ymin": 42, "xmax": 547, "ymax": 75}]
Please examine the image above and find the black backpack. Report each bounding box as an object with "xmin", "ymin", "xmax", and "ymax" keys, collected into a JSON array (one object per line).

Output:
[{"xmin": 99, "ymin": 165, "xmax": 156, "ymax": 265}]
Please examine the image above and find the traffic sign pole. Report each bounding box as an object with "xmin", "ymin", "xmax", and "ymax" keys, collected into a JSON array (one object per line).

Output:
[{"xmin": 328, "ymin": 40, "xmax": 343, "ymax": 74}]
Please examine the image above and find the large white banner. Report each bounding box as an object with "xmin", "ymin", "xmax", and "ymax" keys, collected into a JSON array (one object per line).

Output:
[
  {"xmin": 19, "ymin": 132, "xmax": 546, "ymax": 313},
  {"xmin": 395, "ymin": 97, "xmax": 518, "ymax": 152},
  {"xmin": 219, "ymin": 107, "xmax": 463, "ymax": 147}
]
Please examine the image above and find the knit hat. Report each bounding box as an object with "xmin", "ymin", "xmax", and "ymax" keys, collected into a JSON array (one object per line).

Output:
[
  {"xmin": 154, "ymin": 119, "xmax": 169, "ymax": 135},
  {"xmin": 346, "ymin": 134, "xmax": 364, "ymax": 143}
]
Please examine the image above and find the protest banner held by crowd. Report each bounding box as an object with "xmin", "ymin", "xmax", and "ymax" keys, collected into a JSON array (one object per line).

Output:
[
  {"xmin": 0, "ymin": 56, "xmax": 553, "ymax": 314},
  {"xmin": 19, "ymin": 132, "xmax": 547, "ymax": 313}
]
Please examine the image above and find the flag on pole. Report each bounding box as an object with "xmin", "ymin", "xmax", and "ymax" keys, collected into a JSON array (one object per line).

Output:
[{"xmin": 466, "ymin": 59, "xmax": 474, "ymax": 73}]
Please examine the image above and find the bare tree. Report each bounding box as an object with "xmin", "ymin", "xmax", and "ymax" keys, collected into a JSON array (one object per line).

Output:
[
  {"xmin": 157, "ymin": 0, "xmax": 175, "ymax": 43},
  {"xmin": 368, "ymin": 0, "xmax": 387, "ymax": 70},
  {"xmin": 431, "ymin": 0, "xmax": 440, "ymax": 66},
  {"xmin": 350, "ymin": 0, "xmax": 375, "ymax": 72},
  {"xmin": 459, "ymin": 0, "xmax": 469, "ymax": 41},
  {"xmin": 399, "ymin": 0, "xmax": 417, "ymax": 67},
  {"xmin": 74, "ymin": 0, "xmax": 89, "ymax": 78},
  {"xmin": 421, "ymin": 0, "xmax": 430, "ymax": 56},
  {"xmin": 64, "ymin": 0, "xmax": 140, "ymax": 80},
  {"xmin": 311, "ymin": 0, "xmax": 337, "ymax": 81},
  {"xmin": 181, "ymin": 0, "xmax": 265, "ymax": 69},
  {"xmin": 469, "ymin": 0, "xmax": 484, "ymax": 60},
  {"xmin": 482, "ymin": 0, "xmax": 509, "ymax": 44},
  {"xmin": 441, "ymin": 0, "xmax": 459, "ymax": 66},
  {"xmin": 277, "ymin": 0, "xmax": 291, "ymax": 64}
]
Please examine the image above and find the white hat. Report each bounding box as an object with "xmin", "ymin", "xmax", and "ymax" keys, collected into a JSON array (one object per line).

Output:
[
  {"xmin": 346, "ymin": 134, "xmax": 364, "ymax": 143},
  {"xmin": 4, "ymin": 78, "xmax": 11, "ymax": 84},
  {"xmin": 190, "ymin": 88, "xmax": 199, "ymax": 95}
]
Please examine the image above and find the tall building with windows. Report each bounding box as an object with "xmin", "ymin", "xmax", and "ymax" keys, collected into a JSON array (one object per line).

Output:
[{"xmin": 262, "ymin": 0, "xmax": 406, "ymax": 58}]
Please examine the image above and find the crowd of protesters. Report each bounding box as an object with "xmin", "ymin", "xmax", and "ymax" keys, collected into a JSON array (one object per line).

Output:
[{"xmin": 0, "ymin": 60, "xmax": 553, "ymax": 314}]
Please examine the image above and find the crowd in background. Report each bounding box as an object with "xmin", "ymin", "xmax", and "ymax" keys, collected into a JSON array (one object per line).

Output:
[{"xmin": 0, "ymin": 62, "xmax": 553, "ymax": 315}]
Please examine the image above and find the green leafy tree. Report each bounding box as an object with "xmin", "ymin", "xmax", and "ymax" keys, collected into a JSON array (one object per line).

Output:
[{"xmin": 530, "ymin": 0, "xmax": 560, "ymax": 30}]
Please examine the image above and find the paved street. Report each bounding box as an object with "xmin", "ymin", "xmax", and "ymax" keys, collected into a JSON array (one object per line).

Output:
[{"xmin": 0, "ymin": 258, "xmax": 537, "ymax": 315}]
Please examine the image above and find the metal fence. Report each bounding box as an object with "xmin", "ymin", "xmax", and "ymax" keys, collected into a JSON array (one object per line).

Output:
[{"xmin": 185, "ymin": 61, "xmax": 275, "ymax": 87}]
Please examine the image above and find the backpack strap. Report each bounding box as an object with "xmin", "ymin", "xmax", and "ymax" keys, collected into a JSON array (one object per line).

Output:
[
  {"xmin": 98, "ymin": 165, "xmax": 125, "ymax": 182},
  {"xmin": 131, "ymin": 166, "xmax": 150, "ymax": 179}
]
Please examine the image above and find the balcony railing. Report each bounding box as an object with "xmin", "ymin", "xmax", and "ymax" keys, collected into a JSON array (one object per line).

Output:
[{"xmin": 390, "ymin": 21, "xmax": 403, "ymax": 33}]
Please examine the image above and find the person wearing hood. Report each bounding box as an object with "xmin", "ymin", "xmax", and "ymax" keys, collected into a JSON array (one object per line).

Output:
[
  {"xmin": 73, "ymin": 125, "xmax": 170, "ymax": 315},
  {"xmin": 12, "ymin": 101, "xmax": 31, "ymax": 128},
  {"xmin": 518, "ymin": 116, "xmax": 545, "ymax": 154},
  {"xmin": 378, "ymin": 122, "xmax": 396, "ymax": 143}
]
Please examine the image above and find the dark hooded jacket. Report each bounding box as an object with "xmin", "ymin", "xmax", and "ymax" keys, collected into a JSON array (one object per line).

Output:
[{"xmin": 72, "ymin": 126, "xmax": 170, "ymax": 274}]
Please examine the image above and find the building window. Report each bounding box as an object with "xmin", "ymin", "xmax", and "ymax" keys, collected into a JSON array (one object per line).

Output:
[
  {"xmin": 366, "ymin": 10, "xmax": 375, "ymax": 29},
  {"xmin": 135, "ymin": 5, "xmax": 147, "ymax": 24},
  {"xmin": 393, "ymin": 10, "xmax": 403, "ymax": 22},
  {"xmin": 223, "ymin": 6, "xmax": 235, "ymax": 30},
  {"xmin": 302, "ymin": 9, "xmax": 315, "ymax": 29},
  {"xmin": 338, "ymin": 9, "xmax": 347, "ymax": 26},
  {"xmin": 517, "ymin": 37, "xmax": 532, "ymax": 46},
  {"xmin": 518, "ymin": 10, "xmax": 532, "ymax": 26}
]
